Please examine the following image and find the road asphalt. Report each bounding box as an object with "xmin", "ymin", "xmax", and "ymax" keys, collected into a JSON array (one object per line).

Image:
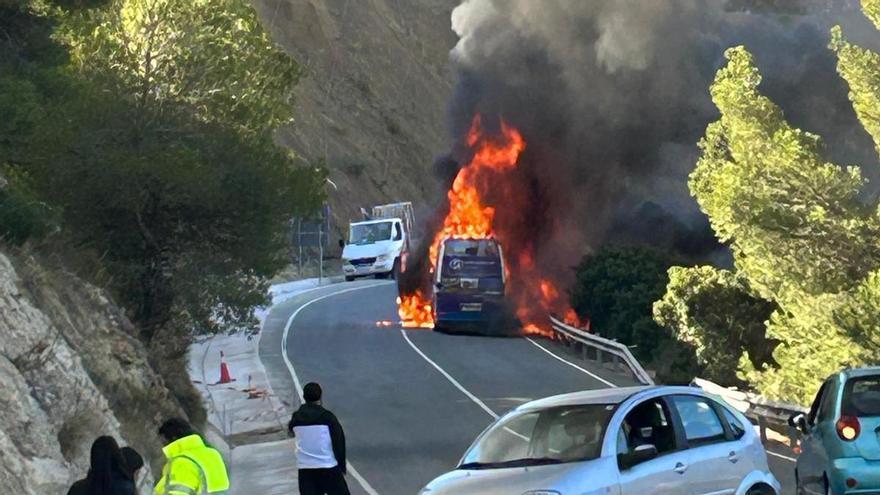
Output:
[{"xmin": 259, "ymin": 280, "xmax": 797, "ymax": 495}]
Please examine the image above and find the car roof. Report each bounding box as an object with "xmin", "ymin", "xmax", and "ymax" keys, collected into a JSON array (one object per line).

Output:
[
  {"xmin": 842, "ymin": 367, "xmax": 880, "ymax": 379},
  {"xmin": 516, "ymin": 386, "xmax": 654, "ymax": 411}
]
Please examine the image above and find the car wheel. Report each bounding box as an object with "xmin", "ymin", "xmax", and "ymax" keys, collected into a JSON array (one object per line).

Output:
[
  {"xmin": 391, "ymin": 258, "xmax": 401, "ymax": 280},
  {"xmin": 824, "ymin": 476, "xmax": 832, "ymax": 495},
  {"xmin": 746, "ymin": 484, "xmax": 774, "ymax": 495},
  {"xmin": 345, "ymin": 275, "xmax": 355, "ymax": 282}
]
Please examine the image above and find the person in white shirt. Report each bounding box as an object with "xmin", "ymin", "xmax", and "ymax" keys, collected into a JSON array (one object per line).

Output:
[{"xmin": 288, "ymin": 382, "xmax": 350, "ymax": 495}]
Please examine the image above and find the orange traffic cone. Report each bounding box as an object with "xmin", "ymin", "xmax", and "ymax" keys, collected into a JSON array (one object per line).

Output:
[{"xmin": 218, "ymin": 351, "xmax": 234, "ymax": 384}]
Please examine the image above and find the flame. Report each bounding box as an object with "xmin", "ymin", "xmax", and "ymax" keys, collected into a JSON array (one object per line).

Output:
[
  {"xmin": 397, "ymin": 294, "xmax": 434, "ymax": 328},
  {"xmin": 397, "ymin": 115, "xmax": 585, "ymax": 334}
]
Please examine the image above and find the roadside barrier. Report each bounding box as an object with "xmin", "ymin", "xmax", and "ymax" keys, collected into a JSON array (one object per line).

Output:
[
  {"xmin": 548, "ymin": 316, "xmax": 655, "ymax": 385},
  {"xmin": 692, "ymin": 377, "xmax": 807, "ymax": 448}
]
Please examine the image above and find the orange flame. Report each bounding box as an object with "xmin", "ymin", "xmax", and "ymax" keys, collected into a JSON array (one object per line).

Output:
[
  {"xmin": 397, "ymin": 293, "xmax": 435, "ymax": 329},
  {"xmin": 397, "ymin": 115, "xmax": 585, "ymax": 334}
]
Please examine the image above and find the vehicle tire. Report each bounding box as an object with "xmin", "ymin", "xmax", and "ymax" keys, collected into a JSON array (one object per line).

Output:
[
  {"xmin": 746, "ymin": 483, "xmax": 774, "ymax": 495},
  {"xmin": 391, "ymin": 258, "xmax": 401, "ymax": 280},
  {"xmin": 824, "ymin": 475, "xmax": 833, "ymax": 495},
  {"xmin": 345, "ymin": 275, "xmax": 355, "ymax": 282}
]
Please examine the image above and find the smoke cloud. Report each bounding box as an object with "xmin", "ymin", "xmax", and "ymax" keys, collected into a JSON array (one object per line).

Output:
[
  {"xmin": 442, "ymin": 0, "xmax": 876, "ymax": 258},
  {"xmin": 400, "ymin": 0, "xmax": 880, "ymax": 328}
]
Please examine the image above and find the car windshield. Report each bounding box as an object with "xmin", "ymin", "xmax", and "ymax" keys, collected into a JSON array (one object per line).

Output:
[
  {"xmin": 443, "ymin": 239, "xmax": 499, "ymax": 257},
  {"xmin": 843, "ymin": 375, "xmax": 880, "ymax": 417},
  {"xmin": 350, "ymin": 222, "xmax": 392, "ymax": 245},
  {"xmin": 460, "ymin": 404, "xmax": 613, "ymax": 469}
]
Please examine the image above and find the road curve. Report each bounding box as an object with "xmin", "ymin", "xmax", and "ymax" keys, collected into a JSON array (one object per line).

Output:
[{"xmin": 259, "ymin": 281, "xmax": 795, "ymax": 495}]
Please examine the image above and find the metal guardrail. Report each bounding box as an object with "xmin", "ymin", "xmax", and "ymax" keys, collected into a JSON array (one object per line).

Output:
[
  {"xmin": 549, "ymin": 316, "xmax": 655, "ymax": 386},
  {"xmin": 547, "ymin": 317, "xmax": 806, "ymax": 446},
  {"xmin": 692, "ymin": 377, "xmax": 808, "ymax": 447}
]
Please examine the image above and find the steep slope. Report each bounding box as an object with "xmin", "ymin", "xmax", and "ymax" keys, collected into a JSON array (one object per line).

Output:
[
  {"xmin": 251, "ymin": 0, "xmax": 458, "ymax": 235},
  {"xmin": 0, "ymin": 251, "xmax": 185, "ymax": 493}
]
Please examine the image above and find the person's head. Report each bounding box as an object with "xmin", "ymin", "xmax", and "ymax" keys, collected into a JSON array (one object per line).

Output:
[
  {"xmin": 303, "ymin": 382, "xmax": 322, "ymax": 404},
  {"xmin": 87, "ymin": 436, "xmax": 129, "ymax": 493},
  {"xmin": 121, "ymin": 446, "xmax": 144, "ymax": 478},
  {"xmin": 158, "ymin": 417, "xmax": 196, "ymax": 444}
]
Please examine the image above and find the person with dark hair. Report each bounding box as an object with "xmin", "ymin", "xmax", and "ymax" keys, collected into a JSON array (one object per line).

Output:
[
  {"xmin": 154, "ymin": 417, "xmax": 229, "ymax": 495},
  {"xmin": 121, "ymin": 447, "xmax": 144, "ymax": 481},
  {"xmin": 67, "ymin": 436, "xmax": 135, "ymax": 495},
  {"xmin": 288, "ymin": 382, "xmax": 350, "ymax": 495}
]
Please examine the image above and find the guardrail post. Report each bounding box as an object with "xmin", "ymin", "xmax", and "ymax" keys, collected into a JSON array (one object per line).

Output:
[
  {"xmin": 787, "ymin": 425, "xmax": 799, "ymax": 449},
  {"xmin": 758, "ymin": 415, "xmax": 768, "ymax": 444},
  {"xmin": 595, "ymin": 348, "xmax": 602, "ymax": 366}
]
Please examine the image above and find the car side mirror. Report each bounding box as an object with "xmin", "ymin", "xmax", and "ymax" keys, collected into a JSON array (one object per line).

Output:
[
  {"xmin": 618, "ymin": 444, "xmax": 658, "ymax": 470},
  {"xmin": 789, "ymin": 413, "xmax": 808, "ymax": 434}
]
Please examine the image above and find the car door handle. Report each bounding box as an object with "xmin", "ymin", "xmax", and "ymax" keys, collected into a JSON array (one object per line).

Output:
[
  {"xmin": 673, "ymin": 462, "xmax": 688, "ymax": 474},
  {"xmin": 728, "ymin": 451, "xmax": 739, "ymax": 464}
]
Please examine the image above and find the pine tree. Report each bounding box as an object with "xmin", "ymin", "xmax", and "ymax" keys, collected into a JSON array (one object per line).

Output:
[{"xmin": 656, "ymin": 11, "xmax": 880, "ymax": 402}]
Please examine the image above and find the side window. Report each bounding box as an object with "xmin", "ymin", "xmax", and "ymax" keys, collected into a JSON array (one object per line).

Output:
[
  {"xmin": 618, "ymin": 398, "xmax": 677, "ymax": 456},
  {"xmin": 817, "ymin": 381, "xmax": 837, "ymax": 423},
  {"xmin": 393, "ymin": 223, "xmax": 402, "ymax": 241},
  {"xmin": 721, "ymin": 407, "xmax": 746, "ymax": 440},
  {"xmin": 808, "ymin": 381, "xmax": 829, "ymax": 426},
  {"xmin": 672, "ymin": 396, "xmax": 726, "ymax": 446}
]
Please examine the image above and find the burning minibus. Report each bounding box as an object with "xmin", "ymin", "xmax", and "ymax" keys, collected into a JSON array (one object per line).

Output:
[{"xmin": 432, "ymin": 237, "xmax": 511, "ymax": 333}]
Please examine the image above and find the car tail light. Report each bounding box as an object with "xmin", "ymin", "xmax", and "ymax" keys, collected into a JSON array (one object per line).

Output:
[{"xmin": 836, "ymin": 415, "xmax": 861, "ymax": 441}]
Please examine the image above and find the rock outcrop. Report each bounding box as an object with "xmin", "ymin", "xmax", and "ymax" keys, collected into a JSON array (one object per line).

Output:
[{"xmin": 0, "ymin": 251, "xmax": 184, "ymax": 494}]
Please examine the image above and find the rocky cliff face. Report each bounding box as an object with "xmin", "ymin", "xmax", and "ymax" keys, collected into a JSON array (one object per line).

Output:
[
  {"xmin": 251, "ymin": 0, "xmax": 458, "ymax": 236},
  {"xmin": 0, "ymin": 251, "xmax": 184, "ymax": 494}
]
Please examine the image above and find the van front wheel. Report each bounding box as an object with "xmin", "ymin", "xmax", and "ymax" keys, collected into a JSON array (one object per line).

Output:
[{"xmin": 391, "ymin": 258, "xmax": 401, "ymax": 280}]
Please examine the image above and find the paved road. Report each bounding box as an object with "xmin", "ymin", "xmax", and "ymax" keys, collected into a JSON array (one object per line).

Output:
[{"xmin": 260, "ymin": 281, "xmax": 797, "ymax": 495}]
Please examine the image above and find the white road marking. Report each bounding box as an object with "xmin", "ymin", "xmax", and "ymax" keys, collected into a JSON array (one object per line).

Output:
[
  {"xmin": 399, "ymin": 329, "xmax": 500, "ymax": 420},
  {"xmin": 524, "ymin": 337, "xmax": 618, "ymax": 388},
  {"xmin": 766, "ymin": 450, "xmax": 797, "ymax": 463},
  {"xmin": 281, "ymin": 281, "xmax": 392, "ymax": 495}
]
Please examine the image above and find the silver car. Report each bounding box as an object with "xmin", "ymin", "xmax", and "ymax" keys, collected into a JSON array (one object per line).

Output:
[{"xmin": 420, "ymin": 386, "xmax": 781, "ymax": 495}]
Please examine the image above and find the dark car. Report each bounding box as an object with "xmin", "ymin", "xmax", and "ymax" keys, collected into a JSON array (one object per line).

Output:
[{"xmin": 432, "ymin": 237, "xmax": 511, "ymax": 334}]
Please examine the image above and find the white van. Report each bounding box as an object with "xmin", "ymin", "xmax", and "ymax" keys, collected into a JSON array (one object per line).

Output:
[{"xmin": 342, "ymin": 203, "xmax": 414, "ymax": 281}]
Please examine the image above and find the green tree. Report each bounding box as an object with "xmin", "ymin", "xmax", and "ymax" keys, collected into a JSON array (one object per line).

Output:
[
  {"xmin": 4, "ymin": 0, "xmax": 325, "ymax": 338},
  {"xmin": 653, "ymin": 266, "xmax": 776, "ymax": 386},
  {"xmin": 571, "ymin": 246, "xmax": 701, "ymax": 384},
  {"xmin": 59, "ymin": 0, "xmax": 299, "ymax": 134},
  {"xmin": 656, "ymin": 4, "xmax": 880, "ymax": 402}
]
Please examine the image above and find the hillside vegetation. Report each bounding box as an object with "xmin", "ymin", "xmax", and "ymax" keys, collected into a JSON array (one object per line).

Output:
[{"xmin": 251, "ymin": 0, "xmax": 458, "ymax": 235}]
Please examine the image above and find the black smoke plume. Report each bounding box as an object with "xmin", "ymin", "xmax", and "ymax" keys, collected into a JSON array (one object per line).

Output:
[{"xmin": 400, "ymin": 0, "xmax": 880, "ymax": 305}]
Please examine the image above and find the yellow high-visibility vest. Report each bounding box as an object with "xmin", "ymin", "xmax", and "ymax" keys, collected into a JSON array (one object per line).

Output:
[{"xmin": 155, "ymin": 434, "xmax": 230, "ymax": 495}]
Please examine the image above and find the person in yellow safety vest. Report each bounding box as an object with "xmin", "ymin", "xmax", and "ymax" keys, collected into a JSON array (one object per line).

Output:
[{"xmin": 154, "ymin": 418, "xmax": 230, "ymax": 495}]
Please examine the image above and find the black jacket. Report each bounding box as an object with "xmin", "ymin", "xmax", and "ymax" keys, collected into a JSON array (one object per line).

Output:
[
  {"xmin": 67, "ymin": 468, "xmax": 136, "ymax": 495},
  {"xmin": 288, "ymin": 402, "xmax": 347, "ymax": 472}
]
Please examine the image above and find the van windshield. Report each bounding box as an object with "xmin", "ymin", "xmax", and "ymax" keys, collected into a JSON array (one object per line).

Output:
[
  {"xmin": 459, "ymin": 404, "xmax": 612, "ymax": 470},
  {"xmin": 843, "ymin": 376, "xmax": 880, "ymax": 417},
  {"xmin": 350, "ymin": 222, "xmax": 392, "ymax": 245},
  {"xmin": 444, "ymin": 239, "xmax": 499, "ymax": 257}
]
